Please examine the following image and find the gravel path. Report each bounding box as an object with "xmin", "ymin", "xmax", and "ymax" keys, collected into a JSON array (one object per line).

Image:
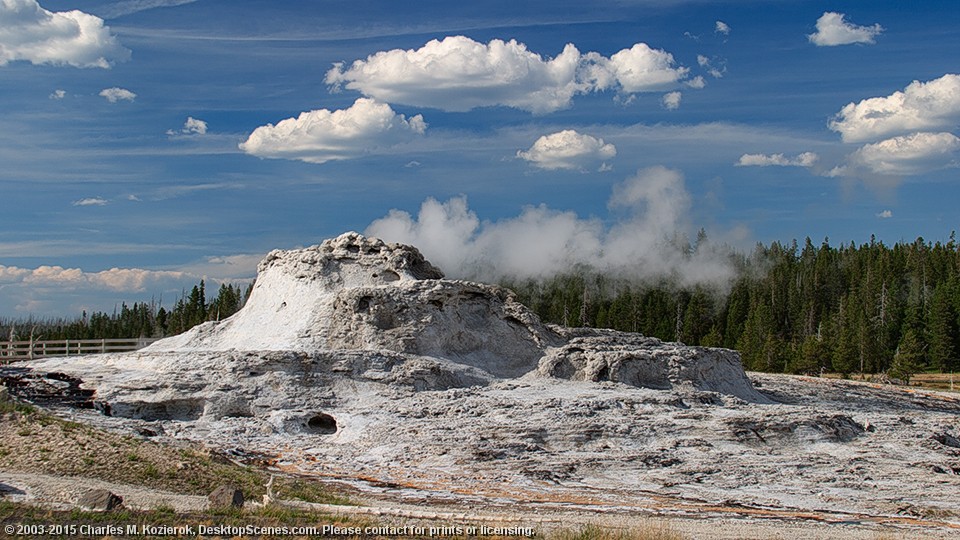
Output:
[{"xmin": 0, "ymin": 471, "xmax": 208, "ymax": 512}]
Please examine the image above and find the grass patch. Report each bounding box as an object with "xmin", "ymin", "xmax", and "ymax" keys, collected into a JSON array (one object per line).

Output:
[
  {"xmin": 0, "ymin": 399, "xmax": 37, "ymax": 416},
  {"xmin": 0, "ymin": 500, "xmax": 373, "ymax": 539},
  {"xmin": 0, "ymin": 398, "xmax": 351, "ymax": 507},
  {"xmin": 547, "ymin": 523, "xmax": 684, "ymax": 540},
  {"xmin": 272, "ymin": 477, "xmax": 352, "ymax": 506}
]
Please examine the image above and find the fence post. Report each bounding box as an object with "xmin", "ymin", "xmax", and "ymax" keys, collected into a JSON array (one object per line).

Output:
[{"xmin": 101, "ymin": 338, "xmax": 106, "ymax": 354}]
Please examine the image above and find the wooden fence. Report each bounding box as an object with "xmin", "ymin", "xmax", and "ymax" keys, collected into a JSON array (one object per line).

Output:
[{"xmin": 0, "ymin": 337, "xmax": 159, "ymax": 361}]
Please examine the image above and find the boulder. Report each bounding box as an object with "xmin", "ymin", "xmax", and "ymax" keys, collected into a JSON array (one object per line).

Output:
[
  {"xmin": 208, "ymin": 485, "xmax": 244, "ymax": 509},
  {"xmin": 77, "ymin": 489, "xmax": 123, "ymax": 512}
]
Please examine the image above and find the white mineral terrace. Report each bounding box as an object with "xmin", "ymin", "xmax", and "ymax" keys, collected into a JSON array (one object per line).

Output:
[{"xmin": 21, "ymin": 232, "xmax": 960, "ymax": 536}]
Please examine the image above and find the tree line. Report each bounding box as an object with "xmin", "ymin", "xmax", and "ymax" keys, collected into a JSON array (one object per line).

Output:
[
  {"xmin": 3, "ymin": 234, "xmax": 959, "ymax": 380},
  {"xmin": 0, "ymin": 281, "xmax": 252, "ymax": 343},
  {"xmin": 503, "ymin": 234, "xmax": 960, "ymax": 380}
]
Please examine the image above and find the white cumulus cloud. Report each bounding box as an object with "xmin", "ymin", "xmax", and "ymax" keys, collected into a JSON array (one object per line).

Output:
[
  {"xmin": 239, "ymin": 98, "xmax": 426, "ymax": 164},
  {"xmin": 168, "ymin": 116, "xmax": 207, "ymax": 136},
  {"xmin": 876, "ymin": 210, "xmax": 893, "ymax": 219},
  {"xmin": 49, "ymin": 88, "xmax": 65, "ymax": 99},
  {"xmin": 0, "ymin": 0, "xmax": 130, "ymax": 68},
  {"xmin": 850, "ymin": 132, "xmax": 960, "ymax": 175},
  {"xmin": 685, "ymin": 76, "xmax": 706, "ymax": 89},
  {"xmin": 715, "ymin": 21, "xmax": 731, "ymax": 35},
  {"xmin": 0, "ymin": 255, "xmax": 258, "ymax": 315},
  {"xmin": 183, "ymin": 116, "xmax": 207, "ymax": 134},
  {"xmin": 736, "ymin": 152, "xmax": 819, "ymax": 167},
  {"xmin": 662, "ymin": 91, "xmax": 682, "ymax": 110},
  {"xmin": 325, "ymin": 36, "xmax": 693, "ymax": 114},
  {"xmin": 697, "ymin": 55, "xmax": 725, "ymax": 78},
  {"xmin": 829, "ymin": 74, "xmax": 960, "ymax": 143},
  {"xmin": 517, "ymin": 130, "xmax": 616, "ymax": 170},
  {"xmin": 592, "ymin": 42, "xmax": 690, "ymax": 94},
  {"xmin": 6, "ymin": 264, "xmax": 185, "ymax": 292},
  {"xmin": 99, "ymin": 87, "xmax": 136, "ymax": 102},
  {"xmin": 808, "ymin": 12, "xmax": 883, "ymax": 46}
]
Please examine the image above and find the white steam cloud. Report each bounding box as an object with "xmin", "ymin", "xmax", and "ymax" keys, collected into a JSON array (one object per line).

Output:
[{"xmin": 366, "ymin": 166, "xmax": 737, "ymax": 287}]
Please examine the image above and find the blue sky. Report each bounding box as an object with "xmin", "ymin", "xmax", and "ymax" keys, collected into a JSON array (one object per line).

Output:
[{"xmin": 1, "ymin": 0, "xmax": 958, "ymax": 315}]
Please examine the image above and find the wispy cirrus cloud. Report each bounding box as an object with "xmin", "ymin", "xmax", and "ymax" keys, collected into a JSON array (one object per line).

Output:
[
  {"xmin": 94, "ymin": 0, "xmax": 200, "ymax": 19},
  {"xmin": 0, "ymin": 0, "xmax": 130, "ymax": 68},
  {"xmin": 72, "ymin": 197, "xmax": 108, "ymax": 207}
]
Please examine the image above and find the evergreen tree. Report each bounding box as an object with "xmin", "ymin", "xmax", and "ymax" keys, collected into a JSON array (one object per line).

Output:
[
  {"xmin": 890, "ymin": 328, "xmax": 925, "ymax": 384},
  {"xmin": 927, "ymin": 283, "xmax": 957, "ymax": 372}
]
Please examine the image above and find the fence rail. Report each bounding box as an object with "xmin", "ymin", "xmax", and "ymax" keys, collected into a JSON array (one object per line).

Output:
[{"xmin": 0, "ymin": 337, "xmax": 159, "ymax": 361}]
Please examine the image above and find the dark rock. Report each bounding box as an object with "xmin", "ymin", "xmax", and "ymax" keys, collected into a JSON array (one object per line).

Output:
[
  {"xmin": 208, "ymin": 485, "xmax": 244, "ymax": 508},
  {"xmin": 77, "ymin": 489, "xmax": 123, "ymax": 512},
  {"xmin": 933, "ymin": 432, "xmax": 960, "ymax": 449},
  {"xmin": 134, "ymin": 426, "xmax": 160, "ymax": 437},
  {"xmin": 0, "ymin": 367, "xmax": 94, "ymax": 409}
]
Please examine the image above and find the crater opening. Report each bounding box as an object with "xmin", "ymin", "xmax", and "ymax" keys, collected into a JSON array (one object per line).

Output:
[{"xmin": 306, "ymin": 413, "xmax": 338, "ymax": 434}]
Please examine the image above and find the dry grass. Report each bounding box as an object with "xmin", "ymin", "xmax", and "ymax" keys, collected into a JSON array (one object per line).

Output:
[
  {"xmin": 821, "ymin": 372, "xmax": 959, "ymax": 393},
  {"xmin": 908, "ymin": 372, "xmax": 959, "ymax": 392},
  {"xmin": 547, "ymin": 522, "xmax": 684, "ymax": 540},
  {"xmin": 0, "ymin": 499, "xmax": 373, "ymax": 539},
  {"xmin": 0, "ymin": 398, "xmax": 346, "ymax": 504}
]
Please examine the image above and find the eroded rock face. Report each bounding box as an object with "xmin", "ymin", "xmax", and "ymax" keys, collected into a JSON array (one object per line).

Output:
[
  {"xmin": 147, "ymin": 233, "xmax": 559, "ymax": 370},
  {"xmin": 21, "ymin": 232, "xmax": 768, "ymax": 426},
  {"xmin": 132, "ymin": 232, "xmax": 758, "ymax": 398},
  {"xmin": 538, "ymin": 328, "xmax": 768, "ymax": 402}
]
